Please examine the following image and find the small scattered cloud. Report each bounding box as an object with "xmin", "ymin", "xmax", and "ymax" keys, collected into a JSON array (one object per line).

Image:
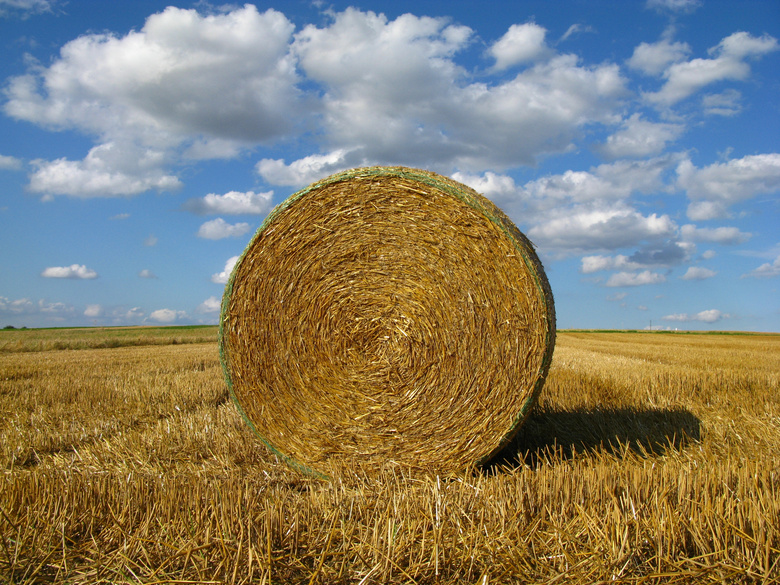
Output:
[
  {"xmin": 607, "ymin": 292, "xmax": 628, "ymax": 302},
  {"xmin": 606, "ymin": 270, "xmax": 666, "ymax": 287},
  {"xmin": 0, "ymin": 296, "xmax": 35, "ymax": 315},
  {"xmin": 0, "ymin": 296, "xmax": 76, "ymax": 322},
  {"xmin": 212, "ymin": 256, "xmax": 239, "ymax": 284},
  {"xmin": 138, "ymin": 269, "xmax": 157, "ymax": 279},
  {"xmin": 662, "ymin": 309, "xmax": 730, "ymax": 323},
  {"xmin": 256, "ymin": 150, "xmax": 354, "ymax": 188},
  {"xmin": 628, "ymin": 38, "xmax": 691, "ymax": 76},
  {"xmin": 630, "ymin": 241, "xmax": 692, "ymax": 266},
  {"xmin": 559, "ymin": 24, "xmax": 594, "ymax": 43},
  {"xmin": 452, "ymin": 171, "xmax": 518, "ymax": 204},
  {"xmin": 36, "ymin": 299, "xmax": 75, "ymax": 320},
  {"xmin": 109, "ymin": 213, "xmax": 130, "ymax": 220},
  {"xmin": 41, "ymin": 264, "xmax": 98, "ymax": 279},
  {"xmin": 702, "ymin": 89, "xmax": 742, "ymax": 116},
  {"xmin": 582, "ymin": 243, "xmax": 691, "ymax": 274},
  {"xmin": 84, "ymin": 304, "xmax": 103, "ymax": 317},
  {"xmin": 122, "ymin": 307, "xmax": 146, "ymax": 322},
  {"xmin": 741, "ymin": 255, "xmax": 780, "ymax": 279},
  {"xmin": 646, "ymin": 0, "xmax": 702, "ymax": 14},
  {"xmin": 597, "ymin": 114, "xmax": 683, "ymax": 159},
  {"xmin": 148, "ymin": 308, "xmax": 187, "ymax": 324},
  {"xmin": 0, "ymin": 0, "xmax": 58, "ymax": 18},
  {"xmin": 680, "ymin": 224, "xmax": 751, "ymax": 245},
  {"xmin": 197, "ymin": 218, "xmax": 251, "ymax": 240},
  {"xmin": 489, "ymin": 23, "xmax": 550, "ymax": 70},
  {"xmin": 581, "ymin": 255, "xmax": 642, "ymax": 274},
  {"xmin": 680, "ymin": 266, "xmax": 716, "ymax": 280},
  {"xmin": 183, "ymin": 190, "xmax": 274, "ymax": 216},
  {"xmin": 0, "ymin": 154, "xmax": 23, "ymax": 170},
  {"xmin": 195, "ymin": 296, "xmax": 221, "ymax": 314}
]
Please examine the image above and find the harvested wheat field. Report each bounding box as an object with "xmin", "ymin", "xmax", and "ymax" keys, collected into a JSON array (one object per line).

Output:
[{"xmin": 1, "ymin": 327, "xmax": 778, "ymax": 584}]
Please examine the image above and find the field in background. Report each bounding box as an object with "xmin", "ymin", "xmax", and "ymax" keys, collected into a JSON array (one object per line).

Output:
[
  {"xmin": 1, "ymin": 328, "xmax": 778, "ymax": 584},
  {"xmin": 0, "ymin": 325, "xmax": 216, "ymax": 353}
]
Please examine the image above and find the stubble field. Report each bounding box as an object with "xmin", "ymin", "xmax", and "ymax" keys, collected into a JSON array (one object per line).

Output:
[{"xmin": 1, "ymin": 327, "xmax": 778, "ymax": 584}]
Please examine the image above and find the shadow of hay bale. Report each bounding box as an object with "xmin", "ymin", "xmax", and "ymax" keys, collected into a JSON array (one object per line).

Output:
[{"xmin": 486, "ymin": 406, "xmax": 701, "ymax": 470}]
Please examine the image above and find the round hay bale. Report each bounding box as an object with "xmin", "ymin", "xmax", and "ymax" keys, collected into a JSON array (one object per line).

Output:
[{"xmin": 219, "ymin": 166, "xmax": 555, "ymax": 476}]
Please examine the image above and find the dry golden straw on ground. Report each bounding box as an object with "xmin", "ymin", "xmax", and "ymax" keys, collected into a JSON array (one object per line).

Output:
[
  {"xmin": 220, "ymin": 166, "xmax": 556, "ymax": 475},
  {"xmin": 2, "ymin": 330, "xmax": 778, "ymax": 583}
]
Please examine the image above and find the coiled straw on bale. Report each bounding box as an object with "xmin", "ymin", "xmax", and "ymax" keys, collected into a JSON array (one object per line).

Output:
[{"xmin": 219, "ymin": 167, "xmax": 555, "ymax": 477}]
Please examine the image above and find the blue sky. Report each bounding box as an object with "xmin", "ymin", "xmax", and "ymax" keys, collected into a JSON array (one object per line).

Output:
[{"xmin": 0, "ymin": 0, "xmax": 778, "ymax": 331}]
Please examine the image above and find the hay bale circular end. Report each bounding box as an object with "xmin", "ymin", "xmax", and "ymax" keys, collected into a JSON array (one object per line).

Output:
[{"xmin": 219, "ymin": 167, "xmax": 555, "ymax": 476}]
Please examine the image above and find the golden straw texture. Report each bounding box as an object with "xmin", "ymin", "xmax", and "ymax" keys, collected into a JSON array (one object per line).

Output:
[{"xmin": 219, "ymin": 167, "xmax": 555, "ymax": 476}]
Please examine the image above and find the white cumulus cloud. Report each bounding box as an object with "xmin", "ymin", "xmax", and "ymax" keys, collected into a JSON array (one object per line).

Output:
[
  {"xmin": 197, "ymin": 218, "xmax": 251, "ymax": 240},
  {"xmin": 292, "ymin": 9, "xmax": 626, "ymax": 171},
  {"xmin": 0, "ymin": 154, "xmax": 23, "ymax": 170},
  {"xmin": 628, "ymin": 38, "xmax": 691, "ymax": 76},
  {"xmin": 256, "ymin": 150, "xmax": 355, "ymax": 187},
  {"xmin": 5, "ymin": 5, "xmax": 300, "ymax": 141},
  {"xmin": 581, "ymin": 255, "xmax": 642, "ymax": 274},
  {"xmin": 41, "ymin": 264, "xmax": 98, "ymax": 279},
  {"xmin": 680, "ymin": 266, "xmax": 716, "ymax": 280},
  {"xmin": 489, "ymin": 23, "xmax": 550, "ymax": 70},
  {"xmin": 28, "ymin": 143, "xmax": 181, "ymax": 198},
  {"xmin": 529, "ymin": 208, "xmax": 676, "ymax": 255},
  {"xmin": 741, "ymin": 255, "xmax": 780, "ymax": 279},
  {"xmin": 183, "ymin": 190, "xmax": 274, "ymax": 216},
  {"xmin": 606, "ymin": 270, "xmax": 667, "ymax": 287},
  {"xmin": 462, "ymin": 158, "xmax": 679, "ymax": 256},
  {"xmin": 4, "ymin": 5, "xmax": 300, "ymax": 197},
  {"xmin": 212, "ymin": 256, "xmax": 239, "ymax": 284},
  {"xmin": 452, "ymin": 171, "xmax": 519, "ymax": 208},
  {"xmin": 195, "ymin": 296, "xmax": 221, "ymax": 314},
  {"xmin": 520, "ymin": 157, "xmax": 674, "ymax": 205},
  {"xmin": 680, "ymin": 224, "xmax": 750, "ymax": 245},
  {"xmin": 677, "ymin": 153, "xmax": 780, "ymax": 220},
  {"xmin": 645, "ymin": 32, "xmax": 778, "ymax": 107},
  {"xmin": 597, "ymin": 114, "xmax": 683, "ymax": 159},
  {"xmin": 84, "ymin": 304, "xmax": 103, "ymax": 317}
]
